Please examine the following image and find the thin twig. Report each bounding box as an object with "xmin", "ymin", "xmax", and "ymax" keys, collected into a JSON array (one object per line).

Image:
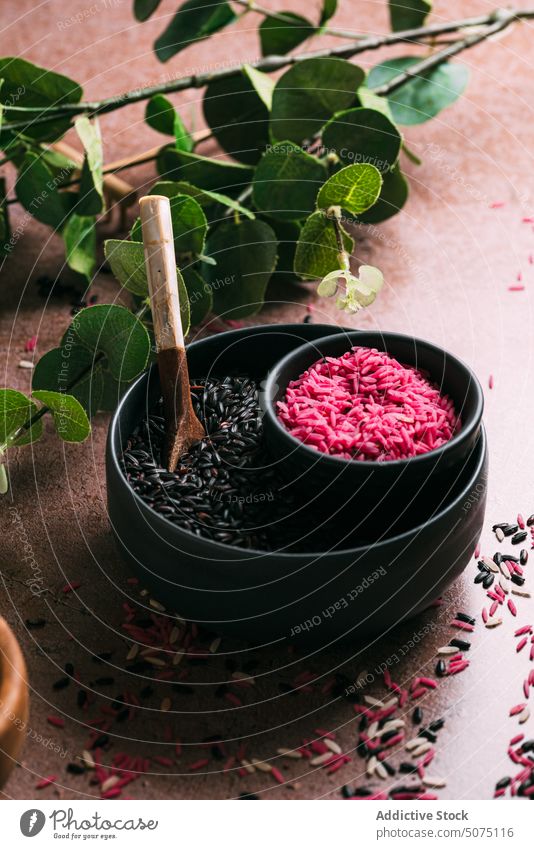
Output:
[
  {"xmin": 3, "ymin": 7, "xmax": 533, "ymax": 133},
  {"xmin": 232, "ymin": 0, "xmax": 368, "ymax": 40}
]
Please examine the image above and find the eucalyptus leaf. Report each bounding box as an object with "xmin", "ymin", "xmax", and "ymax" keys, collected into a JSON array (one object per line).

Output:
[
  {"xmin": 367, "ymin": 57, "xmax": 469, "ymax": 125},
  {"xmin": 149, "ymin": 180, "xmax": 255, "ymax": 218},
  {"xmin": 32, "ymin": 390, "xmax": 90, "ymax": 443},
  {"xmin": 32, "ymin": 343, "xmax": 104, "ymax": 416},
  {"xmin": 154, "ymin": 0, "xmax": 236, "ymax": 62},
  {"xmin": 99, "ymin": 372, "xmax": 131, "ymax": 413},
  {"xmin": 182, "ymin": 267, "xmax": 212, "ymax": 325},
  {"xmin": 104, "ymin": 239, "xmax": 148, "ymax": 297},
  {"xmin": 0, "ymin": 57, "xmax": 83, "ymax": 144},
  {"xmin": 322, "ymin": 107, "xmax": 401, "ymax": 173},
  {"xmin": 259, "ymin": 13, "xmax": 315, "ymax": 56},
  {"xmin": 75, "ymin": 116, "xmax": 104, "ymax": 215},
  {"xmin": 294, "ymin": 211, "xmax": 353, "ymax": 280},
  {"xmin": 242, "ymin": 65, "xmax": 274, "ymax": 111},
  {"xmin": 157, "ymin": 147, "xmax": 253, "ymax": 193},
  {"xmin": 357, "ymin": 85, "xmax": 395, "ymax": 120},
  {"xmin": 358, "ymin": 164, "xmax": 408, "ymax": 223},
  {"xmin": 316, "ymin": 163, "xmax": 382, "ymax": 216},
  {"xmin": 320, "ymin": 0, "xmax": 338, "ymax": 27},
  {"xmin": 206, "ymin": 219, "xmax": 277, "ymax": 318},
  {"xmin": 145, "ymin": 94, "xmax": 193, "ymax": 152},
  {"xmin": 0, "ymin": 176, "xmax": 10, "ymax": 255},
  {"xmin": 265, "ymin": 217, "xmax": 300, "ymax": 281},
  {"xmin": 271, "ymin": 57, "xmax": 364, "ymax": 144},
  {"xmin": 0, "ymin": 388, "xmax": 42, "ymax": 449},
  {"xmin": 15, "ymin": 151, "xmax": 69, "ymax": 229},
  {"xmin": 70, "ymin": 304, "xmax": 151, "ymax": 382},
  {"xmin": 63, "ymin": 214, "xmax": 96, "ymax": 280},
  {"xmin": 131, "ymin": 193, "xmax": 207, "ymax": 256},
  {"xmin": 203, "ymin": 71, "xmax": 271, "ymax": 165},
  {"xmin": 0, "ymin": 463, "xmax": 8, "ymax": 496},
  {"xmin": 252, "ymin": 142, "xmax": 327, "ymax": 221},
  {"xmin": 389, "ymin": 0, "xmax": 431, "ymax": 31},
  {"xmin": 134, "ymin": 0, "xmax": 162, "ymax": 22}
]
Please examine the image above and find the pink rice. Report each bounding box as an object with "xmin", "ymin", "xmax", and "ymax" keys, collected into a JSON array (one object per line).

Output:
[{"xmin": 277, "ymin": 346, "xmax": 460, "ymax": 461}]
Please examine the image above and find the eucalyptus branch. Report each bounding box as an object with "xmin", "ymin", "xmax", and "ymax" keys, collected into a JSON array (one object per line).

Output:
[
  {"xmin": 3, "ymin": 7, "xmax": 533, "ymax": 134},
  {"xmin": 375, "ymin": 8, "xmax": 522, "ymax": 96}
]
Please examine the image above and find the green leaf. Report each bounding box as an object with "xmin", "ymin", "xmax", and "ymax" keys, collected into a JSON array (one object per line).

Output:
[
  {"xmin": 252, "ymin": 141, "xmax": 327, "ymax": 221},
  {"xmin": 0, "ymin": 57, "xmax": 83, "ymax": 144},
  {"xmin": 104, "ymin": 239, "xmax": 148, "ymax": 296},
  {"xmin": 15, "ymin": 151, "xmax": 69, "ymax": 229},
  {"xmin": 70, "ymin": 304, "xmax": 151, "ymax": 382},
  {"xmin": 206, "ymin": 219, "xmax": 277, "ymax": 318},
  {"xmin": 259, "ymin": 13, "xmax": 314, "ymax": 56},
  {"xmin": 0, "ymin": 463, "xmax": 8, "ymax": 496},
  {"xmin": 32, "ymin": 343, "xmax": 104, "ymax": 416},
  {"xmin": 320, "ymin": 0, "xmax": 337, "ymax": 27},
  {"xmin": 322, "ymin": 107, "xmax": 401, "ymax": 173},
  {"xmin": 0, "ymin": 388, "xmax": 42, "ymax": 449},
  {"xmin": 389, "ymin": 0, "xmax": 431, "ymax": 31},
  {"xmin": 145, "ymin": 94, "xmax": 193, "ymax": 152},
  {"xmin": 102, "ymin": 241, "xmax": 191, "ymax": 335},
  {"xmin": 154, "ymin": 0, "xmax": 236, "ymax": 62},
  {"xmin": 271, "ymin": 58, "xmax": 364, "ymax": 144},
  {"xmin": 99, "ymin": 373, "xmax": 131, "ymax": 413},
  {"xmin": 367, "ymin": 57, "xmax": 469, "ymax": 125},
  {"xmin": 317, "ymin": 163, "xmax": 382, "ymax": 216},
  {"xmin": 157, "ymin": 147, "xmax": 253, "ymax": 193},
  {"xmin": 266, "ymin": 217, "xmax": 300, "ymax": 282},
  {"xmin": 203, "ymin": 71, "xmax": 271, "ymax": 165},
  {"xmin": 358, "ymin": 164, "xmax": 408, "ymax": 223},
  {"xmin": 75, "ymin": 116, "xmax": 104, "ymax": 215},
  {"xmin": 182, "ymin": 267, "xmax": 212, "ymax": 325},
  {"xmin": 131, "ymin": 192, "xmax": 207, "ymax": 256},
  {"xmin": 32, "ymin": 390, "xmax": 90, "ymax": 443},
  {"xmin": 63, "ymin": 214, "xmax": 96, "ymax": 280},
  {"xmin": 243, "ymin": 65, "xmax": 274, "ymax": 110},
  {"xmin": 134, "ymin": 0, "xmax": 162, "ymax": 21},
  {"xmin": 0, "ymin": 176, "xmax": 10, "ymax": 256},
  {"xmin": 150, "ymin": 180, "xmax": 255, "ymax": 219},
  {"xmin": 357, "ymin": 85, "xmax": 395, "ymax": 121},
  {"xmin": 145, "ymin": 94, "xmax": 175, "ymax": 135},
  {"xmin": 294, "ymin": 211, "xmax": 353, "ymax": 280},
  {"xmin": 40, "ymin": 147, "xmax": 78, "ymax": 173}
]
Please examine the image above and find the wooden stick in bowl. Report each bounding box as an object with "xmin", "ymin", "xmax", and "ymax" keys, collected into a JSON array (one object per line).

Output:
[{"xmin": 139, "ymin": 195, "xmax": 205, "ymax": 472}]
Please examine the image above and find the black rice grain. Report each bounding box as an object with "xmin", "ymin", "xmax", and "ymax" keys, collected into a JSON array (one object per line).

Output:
[
  {"xmin": 512, "ymin": 531, "xmax": 528, "ymax": 545},
  {"xmin": 412, "ymin": 707, "xmax": 423, "ymax": 725},
  {"xmin": 456, "ymin": 612, "xmax": 476, "ymax": 626},
  {"xmin": 450, "ymin": 638, "xmax": 470, "ymax": 651}
]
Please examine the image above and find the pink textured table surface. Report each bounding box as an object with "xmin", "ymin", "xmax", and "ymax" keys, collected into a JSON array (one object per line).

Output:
[{"xmin": 1, "ymin": 0, "xmax": 534, "ymax": 800}]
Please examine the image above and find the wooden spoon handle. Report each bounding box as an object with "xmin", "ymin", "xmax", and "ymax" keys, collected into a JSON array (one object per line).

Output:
[{"xmin": 139, "ymin": 195, "xmax": 184, "ymax": 351}]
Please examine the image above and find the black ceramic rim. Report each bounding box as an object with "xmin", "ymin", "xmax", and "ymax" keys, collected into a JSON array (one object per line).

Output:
[
  {"xmin": 108, "ymin": 326, "xmax": 487, "ymax": 560},
  {"xmin": 263, "ymin": 330, "xmax": 484, "ymax": 472}
]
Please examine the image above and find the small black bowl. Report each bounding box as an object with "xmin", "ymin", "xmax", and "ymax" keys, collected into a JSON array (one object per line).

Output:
[
  {"xmin": 263, "ymin": 330, "xmax": 484, "ymax": 527},
  {"xmin": 106, "ymin": 323, "xmax": 487, "ymax": 648}
]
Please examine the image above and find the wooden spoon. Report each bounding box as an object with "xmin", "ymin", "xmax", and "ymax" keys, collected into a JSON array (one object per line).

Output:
[{"xmin": 139, "ymin": 195, "xmax": 205, "ymax": 472}]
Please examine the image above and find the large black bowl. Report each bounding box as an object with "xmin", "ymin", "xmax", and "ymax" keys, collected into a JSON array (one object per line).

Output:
[{"xmin": 106, "ymin": 323, "xmax": 488, "ymax": 648}]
